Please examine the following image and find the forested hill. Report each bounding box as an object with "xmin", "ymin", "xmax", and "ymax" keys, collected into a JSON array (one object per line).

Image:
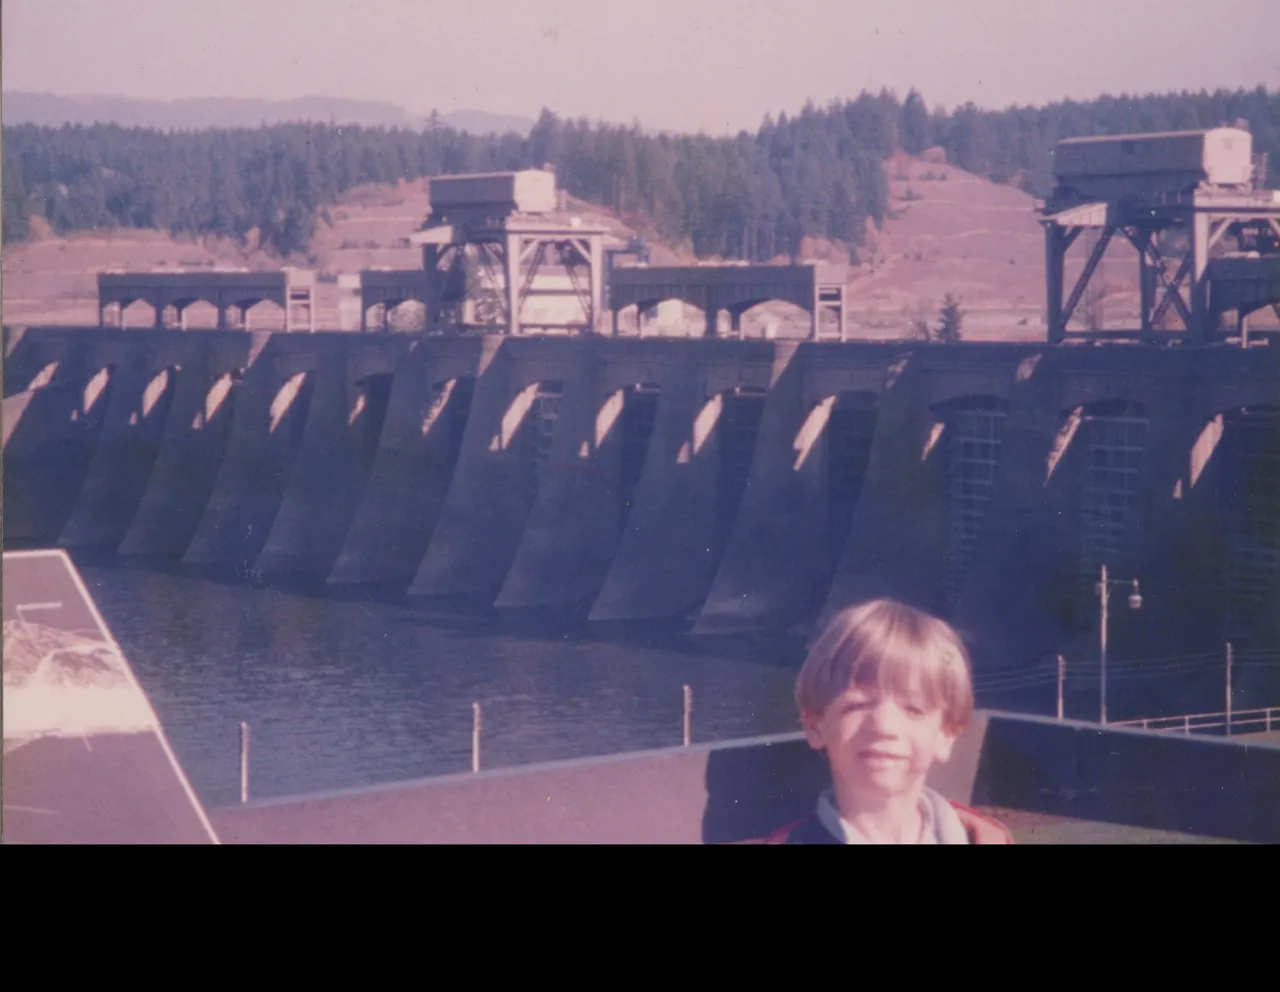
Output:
[
  {"xmin": 1, "ymin": 90, "xmax": 536, "ymax": 137},
  {"xmin": 3, "ymin": 86, "xmax": 1276, "ymax": 260}
]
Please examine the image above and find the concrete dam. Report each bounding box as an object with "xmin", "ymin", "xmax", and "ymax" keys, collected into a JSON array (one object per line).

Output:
[{"xmin": 4, "ymin": 324, "xmax": 1279, "ymax": 674}]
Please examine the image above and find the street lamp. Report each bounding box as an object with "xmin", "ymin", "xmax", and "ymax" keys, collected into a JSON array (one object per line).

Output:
[{"xmin": 1097, "ymin": 564, "xmax": 1142, "ymax": 724}]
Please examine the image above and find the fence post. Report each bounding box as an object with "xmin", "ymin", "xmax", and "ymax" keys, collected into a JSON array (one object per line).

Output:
[
  {"xmin": 239, "ymin": 721, "xmax": 250, "ymax": 805},
  {"xmin": 1183, "ymin": 715, "xmax": 1190, "ymax": 734},
  {"xmin": 682, "ymin": 685, "xmax": 693, "ymax": 748},
  {"xmin": 472, "ymin": 702, "xmax": 482, "ymax": 773},
  {"xmin": 1225, "ymin": 642, "xmax": 1233, "ymax": 736},
  {"xmin": 1057, "ymin": 655, "xmax": 1065, "ymax": 721}
]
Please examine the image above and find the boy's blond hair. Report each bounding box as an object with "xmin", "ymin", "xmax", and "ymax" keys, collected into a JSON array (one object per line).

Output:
[{"xmin": 795, "ymin": 599, "xmax": 974, "ymax": 732}]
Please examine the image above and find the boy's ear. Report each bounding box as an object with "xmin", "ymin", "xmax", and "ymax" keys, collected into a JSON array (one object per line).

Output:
[
  {"xmin": 800, "ymin": 710, "xmax": 826, "ymax": 751},
  {"xmin": 934, "ymin": 725, "xmax": 958, "ymax": 765}
]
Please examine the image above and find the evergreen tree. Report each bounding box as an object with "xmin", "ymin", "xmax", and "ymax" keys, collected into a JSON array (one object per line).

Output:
[
  {"xmin": 2, "ymin": 155, "xmax": 32, "ymax": 244},
  {"xmin": 937, "ymin": 293, "xmax": 964, "ymax": 343},
  {"xmin": 901, "ymin": 90, "xmax": 930, "ymax": 155},
  {"xmin": 2, "ymin": 86, "xmax": 1276, "ymax": 260}
]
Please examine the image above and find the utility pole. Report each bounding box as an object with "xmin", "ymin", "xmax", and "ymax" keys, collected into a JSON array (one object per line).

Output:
[
  {"xmin": 1097, "ymin": 565, "xmax": 1142, "ymax": 726},
  {"xmin": 1099, "ymin": 565, "xmax": 1109, "ymax": 724}
]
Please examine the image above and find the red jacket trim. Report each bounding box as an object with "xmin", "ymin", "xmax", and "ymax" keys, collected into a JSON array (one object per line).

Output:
[{"xmin": 949, "ymin": 802, "xmax": 1014, "ymax": 844}]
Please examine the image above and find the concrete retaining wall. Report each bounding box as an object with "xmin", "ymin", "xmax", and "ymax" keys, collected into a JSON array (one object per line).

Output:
[
  {"xmin": 205, "ymin": 710, "xmax": 1280, "ymax": 844},
  {"xmin": 973, "ymin": 713, "xmax": 1280, "ymax": 844}
]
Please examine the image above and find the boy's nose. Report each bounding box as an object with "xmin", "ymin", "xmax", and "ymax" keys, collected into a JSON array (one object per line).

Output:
[{"xmin": 867, "ymin": 698, "xmax": 906, "ymax": 731}]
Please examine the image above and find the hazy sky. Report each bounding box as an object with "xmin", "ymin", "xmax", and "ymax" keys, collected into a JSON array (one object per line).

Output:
[{"xmin": 4, "ymin": 0, "xmax": 1278, "ymax": 134}]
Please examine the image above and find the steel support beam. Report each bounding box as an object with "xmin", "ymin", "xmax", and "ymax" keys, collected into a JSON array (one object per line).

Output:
[
  {"xmin": 1123, "ymin": 228, "xmax": 1156, "ymax": 340},
  {"xmin": 1045, "ymin": 226, "xmax": 1070, "ymax": 343},
  {"xmin": 1150, "ymin": 250, "xmax": 1193, "ymax": 331},
  {"xmin": 1061, "ymin": 226, "xmax": 1115, "ymax": 330}
]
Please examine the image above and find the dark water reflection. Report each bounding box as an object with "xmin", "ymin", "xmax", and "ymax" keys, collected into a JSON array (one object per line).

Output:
[{"xmin": 75, "ymin": 555, "xmax": 807, "ymax": 809}]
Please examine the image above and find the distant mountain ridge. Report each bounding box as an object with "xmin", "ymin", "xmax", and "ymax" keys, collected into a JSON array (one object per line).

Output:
[{"xmin": 2, "ymin": 91, "xmax": 535, "ymax": 136}]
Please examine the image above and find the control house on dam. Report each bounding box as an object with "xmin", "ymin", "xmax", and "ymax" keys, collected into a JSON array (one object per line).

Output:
[{"xmin": 4, "ymin": 128, "xmax": 1279, "ymax": 718}]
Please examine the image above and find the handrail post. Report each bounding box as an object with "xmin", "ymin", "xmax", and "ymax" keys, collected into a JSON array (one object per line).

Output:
[
  {"xmin": 1225, "ymin": 642, "xmax": 1233, "ymax": 736},
  {"xmin": 239, "ymin": 721, "xmax": 250, "ymax": 804},
  {"xmin": 682, "ymin": 685, "xmax": 693, "ymax": 748},
  {"xmin": 1099, "ymin": 565, "xmax": 1109, "ymax": 724},
  {"xmin": 472, "ymin": 702, "xmax": 482, "ymax": 773}
]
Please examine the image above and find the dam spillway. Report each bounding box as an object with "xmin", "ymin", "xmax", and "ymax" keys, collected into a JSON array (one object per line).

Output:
[{"xmin": 4, "ymin": 325, "xmax": 1279, "ymax": 673}]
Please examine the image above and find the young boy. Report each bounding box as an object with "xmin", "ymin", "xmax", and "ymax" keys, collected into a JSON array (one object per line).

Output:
[{"xmin": 759, "ymin": 599, "xmax": 1011, "ymax": 844}]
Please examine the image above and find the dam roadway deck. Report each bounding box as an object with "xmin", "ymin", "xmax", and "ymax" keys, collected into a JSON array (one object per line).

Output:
[{"xmin": 4, "ymin": 326, "xmax": 1279, "ymax": 673}]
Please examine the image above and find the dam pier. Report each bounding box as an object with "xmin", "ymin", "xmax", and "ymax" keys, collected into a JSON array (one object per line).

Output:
[{"xmin": 4, "ymin": 327, "xmax": 1279, "ymax": 673}]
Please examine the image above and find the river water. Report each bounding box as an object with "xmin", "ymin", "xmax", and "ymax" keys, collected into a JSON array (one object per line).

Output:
[{"xmin": 76, "ymin": 555, "xmax": 809, "ymax": 809}]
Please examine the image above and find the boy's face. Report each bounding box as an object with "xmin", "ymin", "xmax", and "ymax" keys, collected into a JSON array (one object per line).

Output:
[{"xmin": 802, "ymin": 680, "xmax": 957, "ymax": 799}]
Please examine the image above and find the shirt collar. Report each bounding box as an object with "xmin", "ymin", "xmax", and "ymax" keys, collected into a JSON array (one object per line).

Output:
[{"xmin": 816, "ymin": 787, "xmax": 968, "ymax": 844}]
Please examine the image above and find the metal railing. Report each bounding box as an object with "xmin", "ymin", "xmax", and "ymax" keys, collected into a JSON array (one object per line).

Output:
[
  {"xmin": 240, "ymin": 683, "xmax": 698, "ymax": 799},
  {"xmin": 1111, "ymin": 706, "xmax": 1280, "ymax": 737}
]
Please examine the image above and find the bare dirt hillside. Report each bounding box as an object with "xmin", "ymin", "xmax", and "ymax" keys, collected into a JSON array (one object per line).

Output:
[
  {"xmin": 848, "ymin": 151, "xmax": 1150, "ymax": 340},
  {"xmin": 857, "ymin": 152, "xmax": 1055, "ymax": 337},
  {"xmin": 6, "ymin": 157, "xmax": 1272, "ymax": 337}
]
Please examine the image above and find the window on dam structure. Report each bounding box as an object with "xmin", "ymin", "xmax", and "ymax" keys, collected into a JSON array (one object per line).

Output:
[
  {"xmin": 1077, "ymin": 401, "xmax": 1148, "ymax": 616},
  {"xmin": 619, "ymin": 384, "xmax": 660, "ymax": 526},
  {"xmin": 825, "ymin": 392, "xmax": 879, "ymax": 576},
  {"xmin": 943, "ymin": 399, "xmax": 1009, "ymax": 609},
  {"xmin": 718, "ymin": 386, "xmax": 768, "ymax": 548},
  {"xmin": 1223, "ymin": 406, "xmax": 1280, "ymax": 645}
]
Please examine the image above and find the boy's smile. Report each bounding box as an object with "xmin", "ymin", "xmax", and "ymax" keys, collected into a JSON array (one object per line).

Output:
[{"xmin": 802, "ymin": 682, "xmax": 957, "ymax": 798}]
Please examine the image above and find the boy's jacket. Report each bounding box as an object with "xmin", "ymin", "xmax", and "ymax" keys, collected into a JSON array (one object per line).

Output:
[{"xmin": 747, "ymin": 802, "xmax": 1014, "ymax": 844}]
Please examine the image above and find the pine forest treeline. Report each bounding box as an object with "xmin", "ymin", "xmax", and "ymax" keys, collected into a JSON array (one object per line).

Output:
[{"xmin": 4, "ymin": 86, "xmax": 1277, "ymax": 260}]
